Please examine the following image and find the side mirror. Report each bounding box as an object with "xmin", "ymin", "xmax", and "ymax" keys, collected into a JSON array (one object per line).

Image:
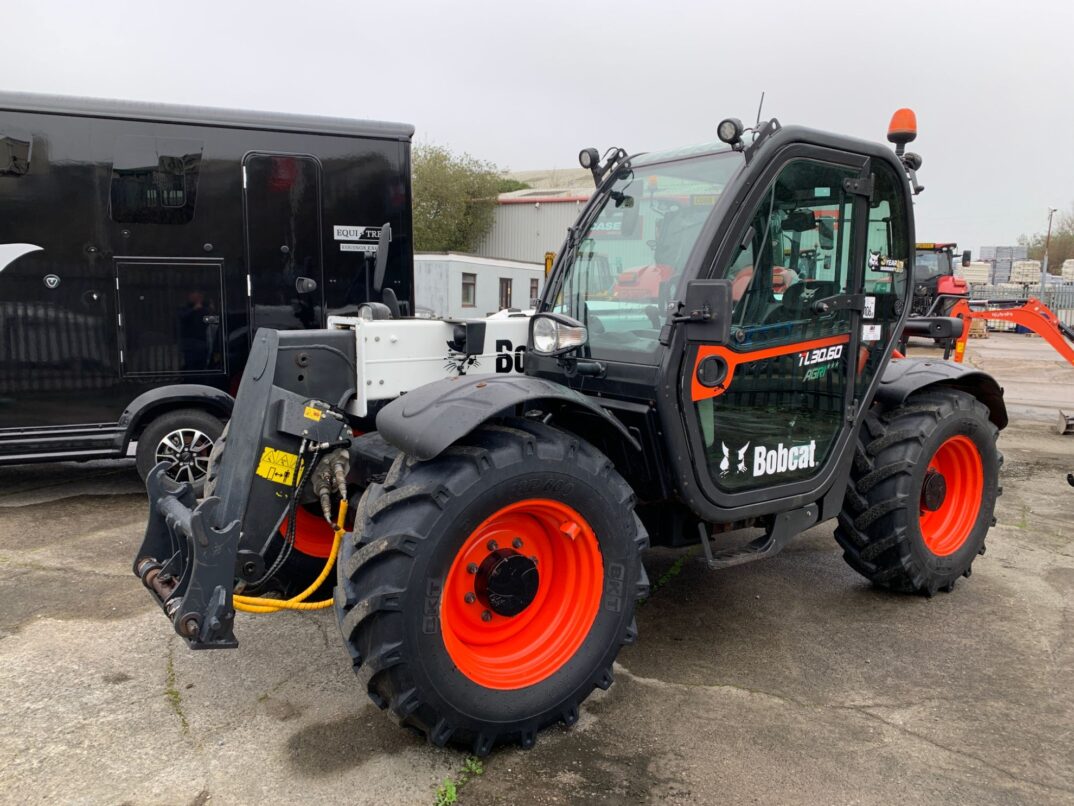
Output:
[
  {"xmin": 679, "ymin": 279, "xmax": 732, "ymax": 345},
  {"xmin": 817, "ymin": 217, "xmax": 835, "ymax": 250},
  {"xmin": 962, "ymin": 250, "xmax": 971, "ymax": 267},
  {"xmin": 620, "ymin": 198, "xmax": 640, "ymax": 237},
  {"xmin": 783, "ymin": 209, "xmax": 817, "ymax": 233},
  {"xmin": 372, "ymin": 222, "xmax": 392, "ymax": 293}
]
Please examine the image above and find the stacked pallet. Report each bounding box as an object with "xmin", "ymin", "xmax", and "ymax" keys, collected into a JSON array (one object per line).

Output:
[
  {"xmin": 968, "ymin": 317, "xmax": 989, "ymax": 338},
  {"xmin": 1011, "ymin": 260, "xmax": 1042, "ymax": 284},
  {"xmin": 1062, "ymin": 259, "xmax": 1074, "ymax": 282},
  {"xmin": 958, "ymin": 261, "xmax": 992, "ymax": 284}
]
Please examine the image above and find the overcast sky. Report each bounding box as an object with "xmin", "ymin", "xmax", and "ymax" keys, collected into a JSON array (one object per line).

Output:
[{"xmin": 6, "ymin": 0, "xmax": 1072, "ymax": 253}]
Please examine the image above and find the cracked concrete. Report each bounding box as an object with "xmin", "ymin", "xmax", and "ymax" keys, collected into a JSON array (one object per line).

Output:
[{"xmin": 1, "ymin": 333, "xmax": 1072, "ymax": 805}]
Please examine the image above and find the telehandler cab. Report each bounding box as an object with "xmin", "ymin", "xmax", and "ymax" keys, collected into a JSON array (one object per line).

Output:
[{"xmin": 135, "ymin": 109, "xmax": 1006, "ymax": 755}]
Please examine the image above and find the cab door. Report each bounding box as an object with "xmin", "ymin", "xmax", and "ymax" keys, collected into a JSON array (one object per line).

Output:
[
  {"xmin": 681, "ymin": 148, "xmax": 908, "ymax": 510},
  {"xmin": 243, "ymin": 153, "xmax": 324, "ymax": 332}
]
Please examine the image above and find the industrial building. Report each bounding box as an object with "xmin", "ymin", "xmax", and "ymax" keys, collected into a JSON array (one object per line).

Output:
[{"xmin": 475, "ymin": 168, "xmax": 594, "ymax": 263}]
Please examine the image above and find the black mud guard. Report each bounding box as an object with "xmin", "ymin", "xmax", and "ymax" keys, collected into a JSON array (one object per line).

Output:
[
  {"xmin": 376, "ymin": 374, "xmax": 641, "ymax": 461},
  {"xmin": 875, "ymin": 358, "xmax": 1008, "ymax": 430}
]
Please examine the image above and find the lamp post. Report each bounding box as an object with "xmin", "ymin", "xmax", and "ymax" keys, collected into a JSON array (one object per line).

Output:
[{"xmin": 1039, "ymin": 207, "xmax": 1057, "ymax": 297}]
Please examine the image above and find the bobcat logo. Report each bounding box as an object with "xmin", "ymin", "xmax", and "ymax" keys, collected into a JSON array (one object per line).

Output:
[
  {"xmin": 800, "ymin": 287, "xmax": 818, "ymax": 302},
  {"xmin": 719, "ymin": 441, "xmax": 750, "ymax": 477}
]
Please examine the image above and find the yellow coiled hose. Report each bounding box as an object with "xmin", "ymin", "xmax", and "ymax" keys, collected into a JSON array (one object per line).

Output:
[{"xmin": 232, "ymin": 499, "xmax": 348, "ymax": 613}]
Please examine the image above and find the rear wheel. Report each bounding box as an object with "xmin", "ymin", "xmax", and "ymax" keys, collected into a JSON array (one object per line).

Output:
[
  {"xmin": 135, "ymin": 408, "xmax": 223, "ymax": 497},
  {"xmin": 835, "ymin": 389, "xmax": 1000, "ymax": 594},
  {"xmin": 336, "ymin": 418, "xmax": 649, "ymax": 755}
]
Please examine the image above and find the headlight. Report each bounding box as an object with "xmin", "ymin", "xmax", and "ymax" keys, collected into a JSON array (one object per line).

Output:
[{"xmin": 530, "ymin": 313, "xmax": 588, "ymax": 356}]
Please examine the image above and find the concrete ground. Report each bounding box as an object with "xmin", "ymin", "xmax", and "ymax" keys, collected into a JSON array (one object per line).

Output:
[{"xmin": 1, "ymin": 332, "xmax": 1071, "ymax": 805}]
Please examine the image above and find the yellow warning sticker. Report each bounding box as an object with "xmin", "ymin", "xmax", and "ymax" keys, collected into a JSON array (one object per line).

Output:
[
  {"xmin": 255, "ymin": 446, "xmax": 299, "ymax": 485},
  {"xmin": 303, "ymin": 406, "xmax": 323, "ymax": 422}
]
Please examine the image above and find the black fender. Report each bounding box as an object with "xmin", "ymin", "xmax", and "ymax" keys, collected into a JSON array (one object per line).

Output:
[
  {"xmin": 119, "ymin": 384, "xmax": 235, "ymax": 445},
  {"xmin": 376, "ymin": 374, "xmax": 641, "ymax": 461},
  {"xmin": 875, "ymin": 358, "xmax": 1008, "ymax": 430}
]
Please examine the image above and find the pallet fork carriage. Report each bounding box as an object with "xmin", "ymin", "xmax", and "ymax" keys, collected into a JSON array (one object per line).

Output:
[{"xmin": 135, "ymin": 110, "xmax": 1009, "ymax": 754}]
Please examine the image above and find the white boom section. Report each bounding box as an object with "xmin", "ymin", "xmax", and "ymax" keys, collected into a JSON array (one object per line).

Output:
[{"xmin": 328, "ymin": 311, "xmax": 533, "ymax": 417}]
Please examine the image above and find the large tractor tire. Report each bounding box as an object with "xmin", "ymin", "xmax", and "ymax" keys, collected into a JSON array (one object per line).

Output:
[
  {"xmin": 336, "ymin": 417, "xmax": 649, "ymax": 755},
  {"xmin": 836, "ymin": 389, "xmax": 1001, "ymax": 595},
  {"xmin": 205, "ymin": 422, "xmax": 339, "ymax": 599}
]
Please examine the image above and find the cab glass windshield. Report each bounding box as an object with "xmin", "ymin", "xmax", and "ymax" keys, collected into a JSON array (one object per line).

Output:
[
  {"xmin": 914, "ymin": 250, "xmax": 951, "ymax": 280},
  {"xmin": 550, "ymin": 147, "xmax": 743, "ymax": 362}
]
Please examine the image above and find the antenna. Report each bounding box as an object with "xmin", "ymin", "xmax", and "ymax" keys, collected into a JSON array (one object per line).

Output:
[{"xmin": 755, "ymin": 91, "xmax": 766, "ymax": 128}]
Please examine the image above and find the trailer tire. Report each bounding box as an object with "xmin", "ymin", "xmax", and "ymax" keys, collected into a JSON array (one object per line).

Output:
[
  {"xmin": 135, "ymin": 408, "xmax": 223, "ymax": 498},
  {"xmin": 336, "ymin": 417, "xmax": 649, "ymax": 756},
  {"xmin": 835, "ymin": 389, "xmax": 1000, "ymax": 595}
]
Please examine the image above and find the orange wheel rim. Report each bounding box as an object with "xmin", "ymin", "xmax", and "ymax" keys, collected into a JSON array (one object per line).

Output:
[
  {"xmin": 918, "ymin": 435, "xmax": 984, "ymax": 556},
  {"xmin": 281, "ymin": 505, "xmax": 336, "ymax": 559},
  {"xmin": 441, "ymin": 499, "xmax": 604, "ymax": 690}
]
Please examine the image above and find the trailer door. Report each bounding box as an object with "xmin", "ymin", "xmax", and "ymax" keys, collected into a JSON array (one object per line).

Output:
[{"xmin": 243, "ymin": 153, "xmax": 324, "ymax": 332}]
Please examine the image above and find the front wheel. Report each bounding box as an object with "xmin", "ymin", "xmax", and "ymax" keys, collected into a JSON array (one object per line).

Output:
[
  {"xmin": 836, "ymin": 389, "xmax": 1001, "ymax": 594},
  {"xmin": 336, "ymin": 418, "xmax": 649, "ymax": 755}
]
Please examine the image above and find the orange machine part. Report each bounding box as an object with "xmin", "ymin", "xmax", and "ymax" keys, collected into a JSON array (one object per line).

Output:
[
  {"xmin": 949, "ymin": 297, "xmax": 1074, "ymax": 368},
  {"xmin": 440, "ymin": 499, "xmax": 604, "ymax": 690},
  {"xmin": 690, "ymin": 334, "xmax": 851, "ymax": 402}
]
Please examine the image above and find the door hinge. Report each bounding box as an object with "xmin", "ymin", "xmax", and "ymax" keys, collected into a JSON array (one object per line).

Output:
[
  {"xmin": 842, "ymin": 175, "xmax": 874, "ymax": 198},
  {"xmin": 846, "ymin": 401, "xmax": 859, "ymax": 422},
  {"xmin": 242, "ymin": 165, "xmax": 247, "ymax": 189},
  {"xmin": 116, "ymin": 313, "xmax": 122, "ymax": 328},
  {"xmin": 246, "ymin": 274, "xmax": 252, "ymax": 297}
]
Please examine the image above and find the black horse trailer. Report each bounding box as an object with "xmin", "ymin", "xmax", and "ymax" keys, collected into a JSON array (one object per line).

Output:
[{"xmin": 0, "ymin": 91, "xmax": 413, "ymax": 491}]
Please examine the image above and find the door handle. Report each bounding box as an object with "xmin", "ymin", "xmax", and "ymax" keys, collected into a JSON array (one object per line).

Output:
[
  {"xmin": 295, "ymin": 276, "xmax": 318, "ymax": 294},
  {"xmin": 280, "ymin": 245, "xmax": 291, "ymax": 255},
  {"xmin": 202, "ymin": 315, "xmax": 221, "ymax": 325}
]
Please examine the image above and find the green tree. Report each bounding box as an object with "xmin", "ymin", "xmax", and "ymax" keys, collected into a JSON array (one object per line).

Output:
[
  {"xmin": 1018, "ymin": 203, "xmax": 1074, "ymax": 273},
  {"xmin": 412, "ymin": 143, "xmax": 503, "ymax": 252},
  {"xmin": 496, "ymin": 178, "xmax": 531, "ymax": 193}
]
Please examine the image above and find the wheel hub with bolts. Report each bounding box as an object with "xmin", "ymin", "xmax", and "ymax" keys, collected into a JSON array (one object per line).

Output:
[
  {"xmin": 474, "ymin": 548, "xmax": 540, "ymax": 617},
  {"xmin": 920, "ymin": 468, "xmax": 948, "ymax": 511}
]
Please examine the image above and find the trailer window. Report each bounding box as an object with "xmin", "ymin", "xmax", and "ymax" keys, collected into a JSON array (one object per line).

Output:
[
  {"xmin": 499, "ymin": 278, "xmax": 512, "ymax": 310},
  {"xmin": 110, "ymin": 136, "xmax": 203, "ymax": 225},
  {"xmin": 461, "ymin": 273, "xmax": 476, "ymax": 307},
  {"xmin": 530, "ymin": 277, "xmax": 539, "ymax": 306},
  {"xmin": 0, "ymin": 133, "xmax": 31, "ymax": 176}
]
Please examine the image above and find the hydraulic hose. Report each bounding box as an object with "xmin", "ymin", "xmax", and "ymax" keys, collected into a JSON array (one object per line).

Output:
[{"xmin": 232, "ymin": 499, "xmax": 348, "ymax": 614}]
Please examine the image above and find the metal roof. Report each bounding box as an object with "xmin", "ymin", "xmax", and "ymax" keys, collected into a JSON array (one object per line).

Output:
[{"xmin": 0, "ymin": 90, "xmax": 414, "ymax": 141}]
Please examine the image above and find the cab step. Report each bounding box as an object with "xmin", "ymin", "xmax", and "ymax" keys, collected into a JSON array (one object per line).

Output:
[{"xmin": 697, "ymin": 504, "xmax": 818, "ymax": 570}]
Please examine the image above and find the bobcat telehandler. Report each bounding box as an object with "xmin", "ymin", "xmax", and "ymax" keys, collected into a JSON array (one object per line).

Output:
[{"xmin": 135, "ymin": 109, "xmax": 1007, "ymax": 755}]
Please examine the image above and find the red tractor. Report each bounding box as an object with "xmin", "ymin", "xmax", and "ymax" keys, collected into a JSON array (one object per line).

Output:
[{"xmin": 912, "ymin": 242, "xmax": 971, "ymax": 316}]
